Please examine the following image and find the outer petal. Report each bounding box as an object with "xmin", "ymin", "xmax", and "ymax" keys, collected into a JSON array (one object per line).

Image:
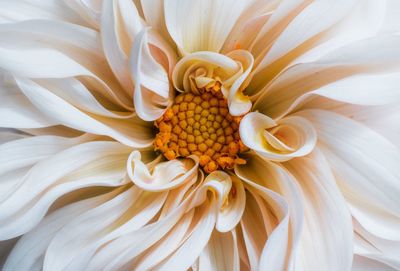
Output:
[
  {"xmin": 14, "ymin": 77, "xmax": 154, "ymax": 148},
  {"xmin": 235, "ymin": 165, "xmax": 291, "ymax": 271},
  {"xmin": 285, "ymin": 151, "xmax": 353, "ymax": 271},
  {"xmin": 235, "ymin": 153, "xmax": 304, "ymax": 270},
  {"xmin": 254, "ymin": 35, "xmax": 400, "ymax": 119},
  {"xmin": 198, "ymin": 231, "xmax": 240, "ymax": 271},
  {"xmin": 0, "ymin": 141, "xmax": 131, "ymax": 240},
  {"xmin": 3, "ymin": 189, "xmax": 120, "ymax": 271},
  {"xmin": 43, "ymin": 187, "xmax": 168, "ymax": 271},
  {"xmin": 164, "ymin": 0, "xmax": 252, "ymax": 54},
  {"xmin": 354, "ymin": 220, "xmax": 400, "ymax": 269},
  {"xmin": 297, "ymin": 109, "xmax": 400, "ymax": 240},
  {"xmin": 0, "ymin": 0, "xmax": 86, "ymax": 25}
]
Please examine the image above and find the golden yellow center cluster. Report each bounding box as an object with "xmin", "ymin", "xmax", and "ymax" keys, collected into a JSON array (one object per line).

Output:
[{"xmin": 154, "ymin": 90, "xmax": 248, "ymax": 173}]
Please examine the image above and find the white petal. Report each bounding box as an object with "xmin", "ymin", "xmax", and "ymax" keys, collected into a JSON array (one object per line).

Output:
[
  {"xmin": 155, "ymin": 201, "xmax": 218, "ymax": 271},
  {"xmin": 0, "ymin": 0, "xmax": 86, "ymax": 25},
  {"xmin": 0, "ymin": 74, "xmax": 55, "ymax": 129},
  {"xmin": 198, "ymin": 231, "xmax": 240, "ymax": 271},
  {"xmin": 235, "ymin": 153, "xmax": 304, "ymax": 270},
  {"xmin": 240, "ymin": 112, "xmax": 316, "ymax": 161},
  {"xmin": 85, "ymin": 177, "xmax": 204, "ymax": 270},
  {"xmin": 297, "ymin": 109, "xmax": 400, "ymax": 240},
  {"xmin": 15, "ymin": 77, "xmax": 154, "ymax": 148},
  {"xmin": 0, "ymin": 141, "xmax": 131, "ymax": 240},
  {"xmin": 101, "ymin": 0, "xmax": 141, "ymax": 93},
  {"xmin": 133, "ymin": 210, "xmax": 195, "ymax": 270},
  {"xmin": 63, "ymin": 0, "xmax": 102, "ymax": 29},
  {"xmin": 254, "ymin": 35, "xmax": 400, "ymax": 119},
  {"xmin": 285, "ymin": 151, "xmax": 353, "ymax": 271},
  {"xmin": 352, "ymin": 255, "xmax": 397, "ymax": 271},
  {"xmin": 164, "ymin": 0, "xmax": 252, "ymax": 54},
  {"xmin": 0, "ymin": 134, "xmax": 90, "ymax": 177},
  {"xmin": 354, "ymin": 220, "xmax": 400, "ymax": 269},
  {"xmin": 235, "ymin": 165, "xmax": 290, "ymax": 271},
  {"xmin": 253, "ymin": 0, "xmax": 355, "ymax": 72},
  {"xmin": 43, "ymin": 187, "xmax": 168, "ymax": 271},
  {"xmin": 3, "ymin": 190, "xmax": 118, "ymax": 271}
]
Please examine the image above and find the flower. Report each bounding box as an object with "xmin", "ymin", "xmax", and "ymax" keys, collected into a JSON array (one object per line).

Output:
[{"xmin": 0, "ymin": 0, "xmax": 400, "ymax": 270}]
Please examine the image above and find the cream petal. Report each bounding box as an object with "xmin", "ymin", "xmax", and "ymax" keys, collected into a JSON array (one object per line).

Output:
[
  {"xmin": 43, "ymin": 187, "xmax": 168, "ymax": 271},
  {"xmin": 292, "ymin": 0, "xmax": 386, "ymax": 64},
  {"xmin": 133, "ymin": 210, "xmax": 195, "ymax": 270},
  {"xmin": 226, "ymin": 50, "xmax": 253, "ymax": 116},
  {"xmin": 240, "ymin": 112, "xmax": 316, "ymax": 162},
  {"xmin": 285, "ymin": 151, "xmax": 353, "ymax": 271},
  {"xmin": 306, "ymin": 100, "xmax": 400, "ymax": 148},
  {"xmin": 101, "ymin": 0, "xmax": 140, "ymax": 94},
  {"xmin": 155, "ymin": 201, "xmax": 218, "ymax": 271},
  {"xmin": 235, "ymin": 153, "xmax": 304, "ymax": 270},
  {"xmin": 173, "ymin": 52, "xmax": 238, "ymax": 92},
  {"xmin": 130, "ymin": 28, "xmax": 173, "ymax": 121},
  {"xmin": 164, "ymin": 0, "xmax": 252, "ymax": 54},
  {"xmin": 254, "ymin": 35, "xmax": 400, "ymax": 119},
  {"xmin": 0, "ymin": 0, "xmax": 86, "ymax": 25},
  {"xmin": 354, "ymin": 220, "xmax": 400, "ymax": 269},
  {"xmin": 352, "ymin": 255, "xmax": 397, "ymax": 271},
  {"xmin": 0, "ymin": 19, "xmax": 132, "ymax": 107},
  {"xmin": 0, "ymin": 75, "xmax": 55, "ymax": 128},
  {"xmin": 85, "ymin": 177, "xmax": 204, "ymax": 270},
  {"xmin": 193, "ymin": 171, "xmax": 245, "ymax": 233},
  {"xmin": 0, "ymin": 141, "xmax": 131, "ymax": 240},
  {"xmin": 198, "ymin": 230, "xmax": 240, "ymax": 271},
  {"xmin": 15, "ymin": 77, "xmax": 154, "ymax": 148},
  {"xmin": 35, "ymin": 78, "xmax": 134, "ymax": 119},
  {"xmin": 3, "ymin": 190, "xmax": 119, "ymax": 271},
  {"xmin": 222, "ymin": 0, "xmax": 277, "ymax": 53},
  {"xmin": 172, "ymin": 50, "xmax": 253, "ymax": 116},
  {"xmin": 259, "ymin": 73, "xmax": 400, "ymax": 121},
  {"xmin": 249, "ymin": 0, "xmax": 310, "ymax": 59},
  {"xmin": 0, "ymin": 129, "xmax": 27, "ymax": 144},
  {"xmin": 253, "ymin": 0, "xmax": 355, "ymax": 72},
  {"xmin": 127, "ymin": 151, "xmax": 198, "ymax": 192},
  {"xmin": 215, "ymin": 175, "xmax": 246, "ymax": 233},
  {"xmin": 297, "ymin": 109, "xmax": 400, "ymax": 240},
  {"xmin": 379, "ymin": 0, "xmax": 400, "ymax": 35},
  {"xmin": 0, "ymin": 134, "xmax": 91, "ymax": 177},
  {"xmin": 249, "ymin": 0, "xmax": 386, "ymax": 96},
  {"xmin": 63, "ymin": 0, "xmax": 102, "ymax": 29},
  {"xmin": 235, "ymin": 160, "xmax": 292, "ymax": 271}
]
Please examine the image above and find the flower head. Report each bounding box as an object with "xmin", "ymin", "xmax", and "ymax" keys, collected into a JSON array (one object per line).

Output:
[{"xmin": 0, "ymin": 0, "xmax": 400, "ymax": 270}]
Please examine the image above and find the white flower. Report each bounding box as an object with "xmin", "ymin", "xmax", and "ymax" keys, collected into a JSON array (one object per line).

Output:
[{"xmin": 0, "ymin": 0, "xmax": 400, "ymax": 270}]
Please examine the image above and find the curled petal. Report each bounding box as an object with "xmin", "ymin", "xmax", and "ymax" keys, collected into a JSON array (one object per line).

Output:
[
  {"xmin": 130, "ymin": 28, "xmax": 174, "ymax": 121},
  {"xmin": 240, "ymin": 112, "xmax": 317, "ymax": 162},
  {"xmin": 216, "ymin": 175, "xmax": 246, "ymax": 233},
  {"xmin": 127, "ymin": 150, "xmax": 198, "ymax": 191},
  {"xmin": 172, "ymin": 50, "xmax": 253, "ymax": 116},
  {"xmin": 193, "ymin": 171, "xmax": 246, "ymax": 233},
  {"xmin": 226, "ymin": 50, "xmax": 254, "ymax": 116}
]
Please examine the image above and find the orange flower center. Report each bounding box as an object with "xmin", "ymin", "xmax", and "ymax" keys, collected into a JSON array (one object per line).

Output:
[{"xmin": 154, "ymin": 89, "xmax": 248, "ymax": 173}]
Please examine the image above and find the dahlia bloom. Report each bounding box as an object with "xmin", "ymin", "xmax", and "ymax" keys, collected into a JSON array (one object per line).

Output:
[{"xmin": 1, "ymin": 0, "xmax": 400, "ymax": 270}]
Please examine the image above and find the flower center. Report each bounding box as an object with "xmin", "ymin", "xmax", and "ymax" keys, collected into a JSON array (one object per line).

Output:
[{"xmin": 154, "ymin": 89, "xmax": 248, "ymax": 173}]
